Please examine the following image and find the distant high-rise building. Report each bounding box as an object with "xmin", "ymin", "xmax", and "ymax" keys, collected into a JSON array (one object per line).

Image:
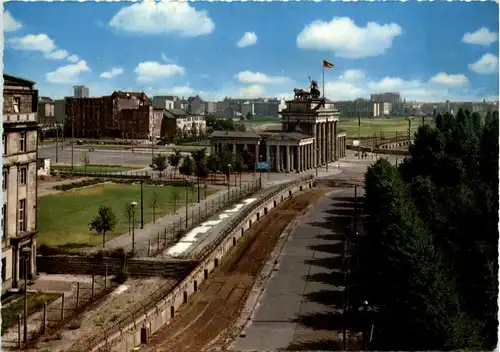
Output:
[{"xmin": 73, "ymin": 85, "xmax": 89, "ymax": 98}]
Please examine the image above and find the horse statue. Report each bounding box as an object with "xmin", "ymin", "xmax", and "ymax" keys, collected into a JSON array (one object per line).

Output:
[
  {"xmin": 309, "ymin": 79, "xmax": 321, "ymax": 99},
  {"xmin": 293, "ymin": 88, "xmax": 310, "ymax": 100}
]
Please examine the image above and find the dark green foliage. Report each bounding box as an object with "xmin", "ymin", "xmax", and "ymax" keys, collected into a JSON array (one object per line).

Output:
[
  {"xmin": 361, "ymin": 108, "xmax": 498, "ymax": 350},
  {"xmin": 89, "ymin": 204, "xmax": 118, "ymax": 248},
  {"xmin": 179, "ymin": 155, "xmax": 196, "ymax": 176},
  {"xmin": 113, "ymin": 269, "xmax": 129, "ymax": 284},
  {"xmin": 167, "ymin": 149, "xmax": 182, "ymax": 177},
  {"xmin": 151, "ymin": 153, "xmax": 168, "ymax": 174},
  {"xmin": 191, "ymin": 148, "xmax": 210, "ymax": 179}
]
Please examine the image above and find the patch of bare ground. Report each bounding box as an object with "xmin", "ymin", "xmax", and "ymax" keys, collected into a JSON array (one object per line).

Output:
[
  {"xmin": 37, "ymin": 176, "xmax": 93, "ymax": 197},
  {"xmin": 139, "ymin": 188, "xmax": 328, "ymax": 352},
  {"xmin": 31, "ymin": 277, "xmax": 178, "ymax": 352}
]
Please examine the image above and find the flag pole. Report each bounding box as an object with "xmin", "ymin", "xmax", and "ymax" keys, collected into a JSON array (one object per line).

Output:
[{"xmin": 322, "ymin": 63, "xmax": 325, "ymax": 99}]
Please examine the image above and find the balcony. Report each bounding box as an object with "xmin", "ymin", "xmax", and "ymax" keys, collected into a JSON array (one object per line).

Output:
[{"xmin": 3, "ymin": 112, "xmax": 38, "ymax": 124}]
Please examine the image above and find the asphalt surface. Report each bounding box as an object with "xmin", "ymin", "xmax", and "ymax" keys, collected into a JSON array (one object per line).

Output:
[{"xmin": 233, "ymin": 186, "xmax": 362, "ymax": 351}]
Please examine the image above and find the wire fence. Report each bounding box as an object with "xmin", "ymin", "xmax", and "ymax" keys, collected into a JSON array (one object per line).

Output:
[
  {"xmin": 69, "ymin": 175, "xmax": 312, "ymax": 352},
  {"xmin": 2, "ymin": 276, "xmax": 109, "ymax": 350},
  {"xmin": 132, "ymin": 178, "xmax": 262, "ymax": 258}
]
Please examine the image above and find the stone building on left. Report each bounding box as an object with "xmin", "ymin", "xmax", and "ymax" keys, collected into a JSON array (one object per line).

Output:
[{"xmin": 2, "ymin": 74, "xmax": 39, "ymax": 294}]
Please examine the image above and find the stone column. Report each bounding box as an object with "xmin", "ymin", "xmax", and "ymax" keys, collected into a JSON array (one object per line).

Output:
[
  {"xmin": 255, "ymin": 143, "xmax": 259, "ymax": 169},
  {"xmin": 308, "ymin": 144, "xmax": 312, "ymax": 169},
  {"xmin": 329, "ymin": 122, "xmax": 333, "ymax": 162},
  {"xmin": 333, "ymin": 121, "xmax": 338, "ymax": 161},
  {"xmin": 232, "ymin": 143, "xmax": 237, "ymax": 154},
  {"xmin": 326, "ymin": 121, "xmax": 330, "ymax": 164},
  {"xmin": 266, "ymin": 144, "xmax": 270, "ymax": 163},
  {"xmin": 297, "ymin": 145, "xmax": 301, "ymax": 172},
  {"xmin": 313, "ymin": 123, "xmax": 318, "ymax": 168},
  {"xmin": 286, "ymin": 145, "xmax": 291, "ymax": 172},
  {"xmin": 276, "ymin": 145, "xmax": 281, "ymax": 172},
  {"xmin": 321, "ymin": 123, "xmax": 326, "ymax": 165}
]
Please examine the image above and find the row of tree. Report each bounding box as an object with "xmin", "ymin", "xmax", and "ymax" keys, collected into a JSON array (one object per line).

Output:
[
  {"xmin": 152, "ymin": 147, "xmax": 256, "ymax": 181},
  {"xmin": 205, "ymin": 114, "xmax": 247, "ymax": 133},
  {"xmin": 358, "ymin": 110, "xmax": 498, "ymax": 350}
]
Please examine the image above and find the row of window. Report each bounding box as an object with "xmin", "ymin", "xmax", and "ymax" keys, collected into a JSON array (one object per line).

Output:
[
  {"xmin": 3, "ymin": 132, "xmax": 27, "ymax": 155},
  {"xmin": 1, "ymin": 199, "xmax": 26, "ymax": 242},
  {"xmin": 2, "ymin": 166, "xmax": 28, "ymax": 190}
]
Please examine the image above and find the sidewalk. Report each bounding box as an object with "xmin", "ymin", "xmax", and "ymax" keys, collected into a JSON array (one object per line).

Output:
[{"xmin": 85, "ymin": 177, "xmax": 261, "ymax": 257}]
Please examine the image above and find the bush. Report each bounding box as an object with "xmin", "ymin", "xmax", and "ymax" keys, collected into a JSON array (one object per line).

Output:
[
  {"xmin": 113, "ymin": 269, "xmax": 129, "ymax": 284},
  {"xmin": 53, "ymin": 178, "xmax": 105, "ymax": 191}
]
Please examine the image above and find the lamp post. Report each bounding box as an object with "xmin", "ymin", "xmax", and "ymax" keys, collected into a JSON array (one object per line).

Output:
[
  {"xmin": 227, "ymin": 164, "xmax": 232, "ymax": 203},
  {"xmin": 362, "ymin": 300, "xmax": 369, "ymax": 350},
  {"xmin": 21, "ymin": 247, "xmax": 31, "ymax": 343},
  {"xmin": 184, "ymin": 177, "xmax": 189, "ymax": 229},
  {"xmin": 130, "ymin": 201, "xmax": 137, "ymax": 254},
  {"xmin": 315, "ymin": 148, "xmax": 319, "ymax": 178}
]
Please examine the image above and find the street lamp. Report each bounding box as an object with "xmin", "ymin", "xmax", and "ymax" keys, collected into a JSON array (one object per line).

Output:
[
  {"xmin": 315, "ymin": 148, "xmax": 319, "ymax": 178},
  {"xmin": 227, "ymin": 164, "xmax": 232, "ymax": 203},
  {"xmin": 184, "ymin": 177, "xmax": 189, "ymax": 229},
  {"xmin": 130, "ymin": 201, "xmax": 137, "ymax": 255},
  {"xmin": 362, "ymin": 300, "xmax": 369, "ymax": 350},
  {"xmin": 21, "ymin": 247, "xmax": 31, "ymax": 343}
]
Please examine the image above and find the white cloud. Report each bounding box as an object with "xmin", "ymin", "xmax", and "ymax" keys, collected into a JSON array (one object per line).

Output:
[
  {"xmin": 100, "ymin": 67, "xmax": 124, "ymax": 79},
  {"xmin": 171, "ymin": 85, "xmax": 194, "ymax": 96},
  {"xmin": 9, "ymin": 33, "xmax": 56, "ymax": 53},
  {"xmin": 237, "ymin": 32, "xmax": 257, "ymax": 48},
  {"xmin": 109, "ymin": 1, "xmax": 214, "ymax": 37},
  {"xmin": 235, "ymin": 71, "xmax": 290, "ymax": 85},
  {"xmin": 45, "ymin": 49, "xmax": 69, "ymax": 60},
  {"xmin": 429, "ymin": 72, "xmax": 469, "ymax": 86},
  {"xmin": 161, "ymin": 53, "xmax": 174, "ymax": 63},
  {"xmin": 468, "ymin": 53, "xmax": 499, "ymax": 74},
  {"xmin": 3, "ymin": 11, "xmax": 22, "ymax": 32},
  {"xmin": 134, "ymin": 61, "xmax": 185, "ymax": 82},
  {"xmin": 297, "ymin": 17, "xmax": 402, "ymax": 59},
  {"xmin": 462, "ymin": 27, "xmax": 498, "ymax": 46},
  {"xmin": 239, "ymin": 84, "xmax": 266, "ymax": 98},
  {"xmin": 46, "ymin": 60, "xmax": 91, "ymax": 84},
  {"xmin": 67, "ymin": 55, "xmax": 79, "ymax": 63},
  {"xmin": 323, "ymin": 69, "xmax": 478, "ymax": 101}
]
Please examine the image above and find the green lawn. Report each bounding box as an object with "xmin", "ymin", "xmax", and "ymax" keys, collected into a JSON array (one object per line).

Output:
[
  {"xmin": 243, "ymin": 116, "xmax": 281, "ymax": 126},
  {"xmin": 51, "ymin": 164, "xmax": 141, "ymax": 173},
  {"xmin": 340, "ymin": 117, "xmax": 435, "ymax": 138},
  {"xmin": 37, "ymin": 183, "xmax": 218, "ymax": 251},
  {"xmin": 1, "ymin": 292, "xmax": 60, "ymax": 333}
]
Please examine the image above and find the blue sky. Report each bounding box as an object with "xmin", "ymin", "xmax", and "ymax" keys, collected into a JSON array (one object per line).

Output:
[{"xmin": 3, "ymin": 1, "xmax": 499, "ymax": 102}]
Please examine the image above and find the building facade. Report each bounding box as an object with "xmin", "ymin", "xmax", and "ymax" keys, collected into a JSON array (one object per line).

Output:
[
  {"xmin": 73, "ymin": 85, "xmax": 89, "ymax": 98},
  {"xmin": 209, "ymin": 97, "xmax": 347, "ymax": 172},
  {"xmin": 152, "ymin": 95, "xmax": 177, "ymax": 110},
  {"xmin": 2, "ymin": 74, "xmax": 39, "ymax": 294},
  {"xmin": 161, "ymin": 109, "xmax": 206, "ymax": 139},
  {"xmin": 37, "ymin": 97, "xmax": 55, "ymax": 128}
]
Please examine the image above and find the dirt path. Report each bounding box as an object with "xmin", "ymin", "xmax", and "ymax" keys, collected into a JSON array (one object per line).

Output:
[{"xmin": 139, "ymin": 188, "xmax": 328, "ymax": 352}]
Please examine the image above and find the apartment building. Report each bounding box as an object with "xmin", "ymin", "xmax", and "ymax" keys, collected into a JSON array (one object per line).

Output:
[
  {"xmin": 2, "ymin": 74, "xmax": 39, "ymax": 294},
  {"xmin": 152, "ymin": 95, "xmax": 177, "ymax": 110},
  {"xmin": 162, "ymin": 109, "xmax": 206, "ymax": 139},
  {"xmin": 38, "ymin": 97, "xmax": 55, "ymax": 128},
  {"xmin": 73, "ymin": 85, "xmax": 89, "ymax": 98},
  {"xmin": 65, "ymin": 91, "xmax": 151, "ymax": 138}
]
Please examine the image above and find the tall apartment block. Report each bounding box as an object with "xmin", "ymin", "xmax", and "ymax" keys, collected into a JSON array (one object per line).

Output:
[
  {"xmin": 73, "ymin": 85, "xmax": 89, "ymax": 98},
  {"xmin": 2, "ymin": 74, "xmax": 39, "ymax": 294}
]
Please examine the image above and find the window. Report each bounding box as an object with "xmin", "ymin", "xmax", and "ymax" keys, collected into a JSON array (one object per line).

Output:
[
  {"xmin": 3, "ymin": 134, "xmax": 7, "ymax": 155},
  {"xmin": 2, "ymin": 204, "xmax": 6, "ymax": 241},
  {"xmin": 1, "ymin": 258, "xmax": 6, "ymax": 282},
  {"xmin": 2, "ymin": 170, "xmax": 7, "ymax": 190},
  {"xmin": 19, "ymin": 133, "xmax": 26, "ymax": 152},
  {"xmin": 13, "ymin": 97, "xmax": 20, "ymax": 113},
  {"xmin": 19, "ymin": 167, "xmax": 27, "ymax": 185},
  {"xmin": 18, "ymin": 199, "xmax": 26, "ymax": 232}
]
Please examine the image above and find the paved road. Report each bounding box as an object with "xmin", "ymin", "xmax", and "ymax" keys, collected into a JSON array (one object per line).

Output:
[{"xmin": 233, "ymin": 186, "xmax": 362, "ymax": 351}]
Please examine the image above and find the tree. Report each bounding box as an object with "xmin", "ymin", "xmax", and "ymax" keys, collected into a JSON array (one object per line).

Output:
[
  {"xmin": 89, "ymin": 205, "xmax": 117, "ymax": 248},
  {"xmin": 82, "ymin": 152, "xmax": 90, "ymax": 174},
  {"xmin": 217, "ymin": 150, "xmax": 234, "ymax": 183},
  {"xmin": 123, "ymin": 203, "xmax": 134, "ymax": 237},
  {"xmin": 206, "ymin": 153, "xmax": 219, "ymax": 182},
  {"xmin": 233, "ymin": 154, "xmax": 247, "ymax": 188},
  {"xmin": 191, "ymin": 148, "xmax": 210, "ymax": 202},
  {"xmin": 167, "ymin": 149, "xmax": 182, "ymax": 178},
  {"xmin": 151, "ymin": 153, "xmax": 168, "ymax": 178},
  {"xmin": 179, "ymin": 154, "xmax": 196, "ymax": 177},
  {"xmin": 170, "ymin": 191, "xmax": 180, "ymax": 214},
  {"xmin": 150, "ymin": 191, "xmax": 160, "ymax": 223},
  {"xmin": 246, "ymin": 111, "xmax": 253, "ymax": 119}
]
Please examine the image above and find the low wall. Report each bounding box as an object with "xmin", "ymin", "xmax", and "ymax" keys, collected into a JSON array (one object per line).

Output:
[
  {"xmin": 37, "ymin": 256, "xmax": 197, "ymax": 279},
  {"xmin": 86, "ymin": 176, "xmax": 315, "ymax": 352},
  {"xmin": 346, "ymin": 144, "xmax": 409, "ymax": 156}
]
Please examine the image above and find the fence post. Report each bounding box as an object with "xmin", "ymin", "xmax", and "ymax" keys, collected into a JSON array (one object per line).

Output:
[
  {"xmin": 91, "ymin": 273, "xmax": 95, "ymax": 299},
  {"xmin": 205, "ymin": 203, "xmax": 208, "ymax": 219},
  {"xmin": 164, "ymin": 229, "xmax": 167, "ymax": 247},
  {"xmin": 60, "ymin": 293, "xmax": 65, "ymax": 321},
  {"xmin": 157, "ymin": 232, "xmax": 160, "ymax": 254},
  {"xmin": 105, "ymin": 265, "xmax": 108, "ymax": 290},
  {"xmin": 42, "ymin": 302, "xmax": 47, "ymax": 335},
  {"xmin": 76, "ymin": 282, "xmax": 80, "ymax": 309},
  {"xmin": 148, "ymin": 239, "xmax": 151, "ymax": 257},
  {"xmin": 18, "ymin": 315, "xmax": 21, "ymax": 349},
  {"xmin": 191, "ymin": 210, "xmax": 194, "ymax": 227}
]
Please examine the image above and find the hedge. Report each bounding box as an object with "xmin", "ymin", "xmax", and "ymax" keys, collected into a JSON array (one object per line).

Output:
[{"xmin": 53, "ymin": 178, "xmax": 194, "ymax": 191}]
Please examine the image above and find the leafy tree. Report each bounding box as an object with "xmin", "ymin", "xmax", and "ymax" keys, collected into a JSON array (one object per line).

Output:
[
  {"xmin": 151, "ymin": 153, "xmax": 168, "ymax": 178},
  {"xmin": 82, "ymin": 152, "xmax": 90, "ymax": 174},
  {"xmin": 123, "ymin": 203, "xmax": 134, "ymax": 237},
  {"xmin": 246, "ymin": 111, "xmax": 253, "ymax": 119},
  {"xmin": 89, "ymin": 205, "xmax": 117, "ymax": 248},
  {"xmin": 217, "ymin": 150, "xmax": 234, "ymax": 182},
  {"xmin": 170, "ymin": 191, "xmax": 180, "ymax": 214},
  {"xmin": 191, "ymin": 148, "xmax": 210, "ymax": 202},
  {"xmin": 150, "ymin": 191, "xmax": 160, "ymax": 223},
  {"xmin": 167, "ymin": 149, "xmax": 182, "ymax": 178},
  {"xmin": 233, "ymin": 154, "xmax": 247, "ymax": 187},
  {"xmin": 206, "ymin": 153, "xmax": 219, "ymax": 182},
  {"xmin": 179, "ymin": 154, "xmax": 196, "ymax": 177}
]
